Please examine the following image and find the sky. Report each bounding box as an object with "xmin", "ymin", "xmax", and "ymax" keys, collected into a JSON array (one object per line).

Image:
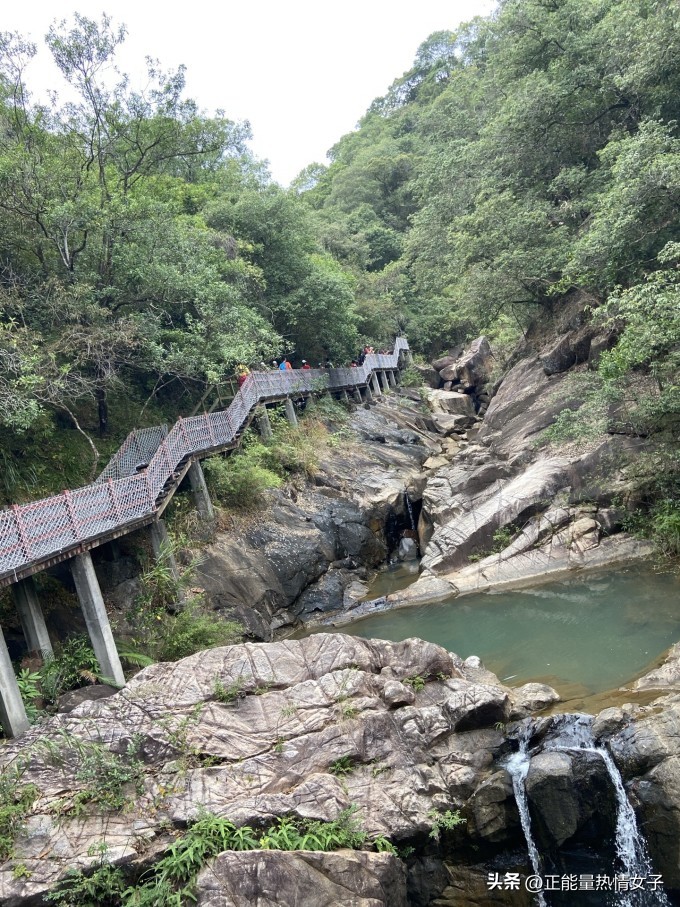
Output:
[{"xmin": 4, "ymin": 0, "xmax": 495, "ymax": 185}]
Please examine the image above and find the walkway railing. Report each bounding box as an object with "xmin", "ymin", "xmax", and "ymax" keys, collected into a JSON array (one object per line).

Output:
[{"xmin": 0, "ymin": 340, "xmax": 409, "ymax": 584}]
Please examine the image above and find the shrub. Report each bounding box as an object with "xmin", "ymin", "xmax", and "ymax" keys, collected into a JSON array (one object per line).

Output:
[
  {"xmin": 38, "ymin": 637, "xmax": 100, "ymax": 704},
  {"xmin": 155, "ymin": 600, "xmax": 242, "ymax": 663},
  {"xmin": 204, "ymin": 445, "xmax": 282, "ymax": 510},
  {"xmin": 650, "ymin": 499, "xmax": 680, "ymax": 558}
]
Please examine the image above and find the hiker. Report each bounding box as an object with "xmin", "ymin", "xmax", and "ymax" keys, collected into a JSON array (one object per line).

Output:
[
  {"xmin": 236, "ymin": 364, "xmax": 250, "ymax": 388},
  {"xmin": 301, "ymin": 359, "xmax": 311, "ymax": 370}
]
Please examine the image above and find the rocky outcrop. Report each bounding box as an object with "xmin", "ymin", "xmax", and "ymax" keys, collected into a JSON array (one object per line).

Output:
[
  {"xmin": 194, "ymin": 396, "xmax": 440, "ymax": 636},
  {"xmin": 0, "ymin": 633, "xmax": 535, "ymax": 906},
  {"xmin": 195, "ymin": 850, "xmax": 408, "ymax": 907}
]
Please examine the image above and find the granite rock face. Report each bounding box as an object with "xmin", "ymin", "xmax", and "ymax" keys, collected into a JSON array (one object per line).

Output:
[
  {"xmin": 0, "ymin": 633, "xmax": 528, "ymax": 906},
  {"xmin": 195, "ymin": 396, "xmax": 439, "ymax": 635}
]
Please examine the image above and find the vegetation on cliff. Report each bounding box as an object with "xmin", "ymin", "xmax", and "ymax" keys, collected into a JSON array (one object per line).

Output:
[{"xmin": 0, "ymin": 2, "xmax": 678, "ymax": 531}]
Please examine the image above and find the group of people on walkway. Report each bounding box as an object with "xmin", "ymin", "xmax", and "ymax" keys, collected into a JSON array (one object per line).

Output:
[{"xmin": 234, "ymin": 344, "xmax": 392, "ymax": 388}]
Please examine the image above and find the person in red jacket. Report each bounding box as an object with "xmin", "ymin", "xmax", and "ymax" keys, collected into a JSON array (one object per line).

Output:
[{"xmin": 301, "ymin": 359, "xmax": 311, "ymax": 370}]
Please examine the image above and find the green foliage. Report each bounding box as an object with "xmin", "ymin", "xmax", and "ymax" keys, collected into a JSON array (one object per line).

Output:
[
  {"xmin": 650, "ymin": 500, "xmax": 680, "ymax": 558},
  {"xmin": 46, "ymin": 861, "xmax": 127, "ymax": 907},
  {"xmin": 16, "ymin": 669, "xmax": 42, "ymax": 722},
  {"xmin": 428, "ymin": 808, "xmax": 466, "ymax": 841},
  {"xmin": 203, "ymin": 444, "xmax": 282, "ymax": 510},
  {"xmin": 48, "ymin": 808, "xmax": 382, "ymax": 906},
  {"xmin": 328, "ymin": 756, "xmax": 355, "ymax": 777},
  {"xmin": 155, "ymin": 600, "xmax": 242, "ymax": 663},
  {"xmin": 36, "ymin": 637, "xmax": 101, "ymax": 705},
  {"xmin": 41, "ymin": 733, "xmax": 145, "ymax": 815},
  {"xmin": 398, "ymin": 365, "xmax": 425, "ymax": 388},
  {"xmin": 403, "ymin": 675, "xmax": 426, "ymax": 692},
  {"xmin": 0, "ymin": 763, "xmax": 37, "ymax": 861},
  {"xmin": 212, "ymin": 678, "xmax": 245, "ymax": 705}
]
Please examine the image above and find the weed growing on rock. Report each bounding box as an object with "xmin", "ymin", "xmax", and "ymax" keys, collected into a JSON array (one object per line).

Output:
[
  {"xmin": 329, "ymin": 756, "xmax": 355, "ymax": 776},
  {"xmin": 428, "ymin": 808, "xmax": 466, "ymax": 841},
  {"xmin": 0, "ymin": 762, "xmax": 37, "ymax": 861},
  {"xmin": 41, "ymin": 808, "xmax": 392, "ymax": 906},
  {"xmin": 404, "ymin": 675, "xmax": 426, "ymax": 692},
  {"xmin": 212, "ymin": 677, "xmax": 245, "ymax": 705},
  {"xmin": 40, "ymin": 732, "xmax": 145, "ymax": 815}
]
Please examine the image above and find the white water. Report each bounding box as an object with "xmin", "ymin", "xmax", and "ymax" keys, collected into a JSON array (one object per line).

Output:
[
  {"xmin": 503, "ymin": 722, "xmax": 548, "ymax": 907},
  {"xmin": 508, "ymin": 715, "xmax": 670, "ymax": 907},
  {"xmin": 404, "ymin": 491, "xmax": 416, "ymax": 531}
]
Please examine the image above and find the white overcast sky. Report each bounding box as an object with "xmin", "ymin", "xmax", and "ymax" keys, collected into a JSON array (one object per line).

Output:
[{"xmin": 4, "ymin": 0, "xmax": 495, "ymax": 185}]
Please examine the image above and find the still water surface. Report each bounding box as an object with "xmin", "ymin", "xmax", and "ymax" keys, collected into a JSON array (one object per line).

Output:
[{"xmin": 340, "ymin": 566, "xmax": 680, "ymax": 697}]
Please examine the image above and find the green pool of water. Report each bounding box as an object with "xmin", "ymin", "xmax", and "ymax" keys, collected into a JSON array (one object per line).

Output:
[{"xmin": 342, "ymin": 566, "xmax": 680, "ymax": 696}]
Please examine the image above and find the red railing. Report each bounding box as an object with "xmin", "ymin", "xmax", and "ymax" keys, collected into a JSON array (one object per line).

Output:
[{"xmin": 0, "ymin": 340, "xmax": 409, "ymax": 582}]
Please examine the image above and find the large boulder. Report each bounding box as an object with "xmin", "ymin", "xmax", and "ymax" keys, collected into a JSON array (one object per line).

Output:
[
  {"xmin": 425, "ymin": 390, "xmax": 476, "ymax": 417},
  {"xmin": 194, "ymin": 850, "xmax": 408, "ymax": 907},
  {"xmin": 456, "ymin": 336, "xmax": 493, "ymax": 391},
  {"xmin": 0, "ymin": 634, "xmax": 516, "ymax": 906}
]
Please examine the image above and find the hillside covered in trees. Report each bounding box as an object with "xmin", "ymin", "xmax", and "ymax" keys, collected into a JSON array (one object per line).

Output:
[{"xmin": 0, "ymin": 0, "xmax": 678, "ymax": 522}]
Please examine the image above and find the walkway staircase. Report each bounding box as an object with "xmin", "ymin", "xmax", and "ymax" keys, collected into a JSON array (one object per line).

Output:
[{"xmin": 0, "ymin": 340, "xmax": 410, "ymax": 587}]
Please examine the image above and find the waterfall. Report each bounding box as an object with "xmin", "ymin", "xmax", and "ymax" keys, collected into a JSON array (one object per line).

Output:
[
  {"xmin": 507, "ymin": 714, "xmax": 669, "ymax": 907},
  {"xmin": 503, "ymin": 722, "xmax": 548, "ymax": 907},
  {"xmin": 546, "ymin": 715, "xmax": 670, "ymax": 907},
  {"xmin": 404, "ymin": 491, "xmax": 416, "ymax": 531}
]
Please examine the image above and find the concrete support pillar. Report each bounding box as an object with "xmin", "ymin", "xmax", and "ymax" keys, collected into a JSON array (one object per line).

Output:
[
  {"xmin": 149, "ymin": 519, "xmax": 181, "ymax": 584},
  {"xmin": 364, "ymin": 384, "xmax": 374, "ymax": 404},
  {"xmin": 353, "ymin": 388, "xmax": 363, "ymax": 404},
  {"xmin": 371, "ymin": 372, "xmax": 381, "ymax": 397},
  {"xmin": 388, "ymin": 370, "xmax": 397, "ymax": 388},
  {"xmin": 188, "ymin": 460, "xmax": 215, "ymax": 522},
  {"xmin": 379, "ymin": 370, "xmax": 389, "ymax": 392},
  {"xmin": 406, "ymin": 349, "xmax": 414, "ymax": 367},
  {"xmin": 11, "ymin": 576, "xmax": 53, "ymax": 658},
  {"xmin": 257, "ymin": 406, "xmax": 273, "ymax": 440},
  {"xmin": 0, "ymin": 624, "xmax": 29, "ymax": 737},
  {"xmin": 284, "ymin": 397, "xmax": 298, "ymax": 427},
  {"xmin": 70, "ymin": 552, "xmax": 125, "ymax": 687},
  {"xmin": 341, "ymin": 389, "xmax": 350, "ymax": 404}
]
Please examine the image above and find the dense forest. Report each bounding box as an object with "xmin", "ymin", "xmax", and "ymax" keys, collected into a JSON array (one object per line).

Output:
[{"xmin": 0, "ymin": 0, "xmax": 678, "ymax": 510}]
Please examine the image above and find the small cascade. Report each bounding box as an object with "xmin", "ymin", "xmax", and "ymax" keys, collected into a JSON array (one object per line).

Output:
[
  {"xmin": 404, "ymin": 491, "xmax": 416, "ymax": 531},
  {"xmin": 503, "ymin": 722, "xmax": 548, "ymax": 907},
  {"xmin": 545, "ymin": 715, "xmax": 670, "ymax": 907},
  {"xmin": 508, "ymin": 714, "xmax": 669, "ymax": 907}
]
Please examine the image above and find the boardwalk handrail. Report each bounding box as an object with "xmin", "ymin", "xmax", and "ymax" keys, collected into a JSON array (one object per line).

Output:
[{"xmin": 0, "ymin": 339, "xmax": 409, "ymax": 584}]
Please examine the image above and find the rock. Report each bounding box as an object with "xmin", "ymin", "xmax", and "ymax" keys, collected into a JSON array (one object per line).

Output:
[
  {"xmin": 457, "ymin": 337, "xmax": 493, "ymax": 391},
  {"xmin": 414, "ymin": 363, "xmax": 440, "ymax": 388},
  {"xmin": 382, "ymin": 679, "xmax": 416, "ymax": 707},
  {"xmin": 194, "ymin": 850, "xmax": 408, "ymax": 907},
  {"xmin": 430, "ymin": 412, "xmax": 472, "ymax": 436},
  {"xmin": 539, "ymin": 325, "xmax": 594, "ymax": 375},
  {"xmin": 509, "ymin": 683, "xmax": 560, "ymax": 718},
  {"xmin": 398, "ymin": 537, "xmax": 419, "ymax": 561},
  {"xmin": 525, "ymin": 749, "xmax": 612, "ymax": 849},
  {"xmin": 592, "ymin": 707, "xmax": 629, "ymax": 741},
  {"xmin": 632, "ymin": 642, "xmax": 680, "ymax": 692},
  {"xmin": 432, "ymin": 354, "xmax": 458, "ymax": 372},
  {"xmin": 423, "ymin": 457, "xmax": 571, "ymax": 573},
  {"xmin": 425, "ymin": 390, "xmax": 476, "ymax": 417},
  {"xmin": 0, "ymin": 633, "xmax": 517, "ymax": 905},
  {"xmin": 588, "ymin": 329, "xmax": 619, "ymax": 370},
  {"xmin": 436, "ymin": 860, "xmax": 534, "ymax": 906},
  {"xmin": 57, "ymin": 684, "xmax": 119, "ymax": 713},
  {"xmin": 439, "ymin": 364, "xmax": 460, "ymax": 382},
  {"xmin": 466, "ymin": 770, "xmax": 518, "ymax": 842},
  {"xmin": 479, "ymin": 357, "xmax": 583, "ymax": 459}
]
